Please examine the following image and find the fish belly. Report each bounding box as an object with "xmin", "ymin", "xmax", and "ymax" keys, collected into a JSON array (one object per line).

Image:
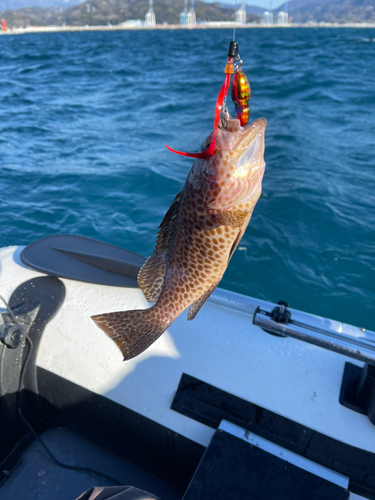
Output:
[{"xmin": 155, "ymin": 208, "xmax": 243, "ymax": 321}]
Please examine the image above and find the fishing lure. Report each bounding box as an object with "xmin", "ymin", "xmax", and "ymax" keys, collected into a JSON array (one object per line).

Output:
[
  {"xmin": 231, "ymin": 67, "xmax": 251, "ymax": 127},
  {"xmin": 166, "ymin": 41, "xmax": 251, "ymax": 159}
]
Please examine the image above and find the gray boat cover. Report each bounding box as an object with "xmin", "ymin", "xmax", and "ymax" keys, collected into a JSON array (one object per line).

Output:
[{"xmin": 76, "ymin": 486, "xmax": 160, "ymax": 500}]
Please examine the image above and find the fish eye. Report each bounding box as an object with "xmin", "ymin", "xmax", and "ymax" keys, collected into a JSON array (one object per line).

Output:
[{"xmin": 204, "ymin": 140, "xmax": 211, "ymax": 150}]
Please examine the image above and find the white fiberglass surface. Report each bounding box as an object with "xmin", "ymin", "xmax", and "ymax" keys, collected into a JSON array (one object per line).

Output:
[{"xmin": 1, "ymin": 246, "xmax": 375, "ymax": 455}]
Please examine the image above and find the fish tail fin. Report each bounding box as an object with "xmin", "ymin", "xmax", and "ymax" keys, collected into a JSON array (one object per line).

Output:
[{"xmin": 91, "ymin": 307, "xmax": 166, "ymax": 361}]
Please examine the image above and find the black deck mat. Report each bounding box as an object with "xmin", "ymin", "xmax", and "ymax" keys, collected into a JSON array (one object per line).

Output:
[{"xmin": 183, "ymin": 428, "xmax": 349, "ymax": 500}]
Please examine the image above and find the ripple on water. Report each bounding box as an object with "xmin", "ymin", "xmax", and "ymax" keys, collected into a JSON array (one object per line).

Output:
[{"xmin": 0, "ymin": 27, "xmax": 374, "ymax": 330}]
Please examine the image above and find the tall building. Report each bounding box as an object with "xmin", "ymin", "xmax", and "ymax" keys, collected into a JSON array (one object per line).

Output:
[
  {"xmin": 277, "ymin": 11, "xmax": 288, "ymax": 24},
  {"xmin": 235, "ymin": 2, "xmax": 247, "ymax": 25},
  {"xmin": 261, "ymin": 10, "xmax": 273, "ymax": 25},
  {"xmin": 145, "ymin": 0, "xmax": 156, "ymax": 26},
  {"xmin": 179, "ymin": 0, "xmax": 188, "ymax": 25},
  {"xmin": 186, "ymin": 0, "xmax": 196, "ymax": 26}
]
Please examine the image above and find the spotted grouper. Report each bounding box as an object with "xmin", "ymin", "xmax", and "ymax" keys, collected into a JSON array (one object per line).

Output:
[{"xmin": 92, "ymin": 115, "xmax": 267, "ymax": 360}]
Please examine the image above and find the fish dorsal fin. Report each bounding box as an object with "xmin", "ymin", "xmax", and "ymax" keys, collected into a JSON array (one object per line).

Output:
[
  {"xmin": 187, "ymin": 279, "xmax": 220, "ymax": 321},
  {"xmin": 138, "ymin": 191, "xmax": 182, "ymax": 302},
  {"xmin": 155, "ymin": 191, "xmax": 183, "ymax": 253}
]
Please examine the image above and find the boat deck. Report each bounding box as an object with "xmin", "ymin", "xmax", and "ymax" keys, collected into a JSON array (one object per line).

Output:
[
  {"xmin": 1, "ymin": 428, "xmax": 181, "ymax": 500},
  {"xmin": 0, "ymin": 243, "xmax": 373, "ymax": 499}
]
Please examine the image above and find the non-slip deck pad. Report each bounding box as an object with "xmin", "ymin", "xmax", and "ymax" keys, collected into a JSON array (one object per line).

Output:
[
  {"xmin": 183, "ymin": 428, "xmax": 349, "ymax": 500},
  {"xmin": 171, "ymin": 373, "xmax": 375, "ymax": 499}
]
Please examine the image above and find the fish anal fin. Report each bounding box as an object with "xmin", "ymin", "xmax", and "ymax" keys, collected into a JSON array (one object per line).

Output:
[
  {"xmin": 188, "ymin": 280, "xmax": 220, "ymax": 321},
  {"xmin": 138, "ymin": 251, "xmax": 167, "ymax": 302},
  {"xmin": 217, "ymin": 210, "xmax": 249, "ymax": 228}
]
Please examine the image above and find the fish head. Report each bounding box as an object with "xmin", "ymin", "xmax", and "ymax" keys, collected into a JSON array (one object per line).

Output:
[{"xmin": 188, "ymin": 116, "xmax": 267, "ymax": 210}]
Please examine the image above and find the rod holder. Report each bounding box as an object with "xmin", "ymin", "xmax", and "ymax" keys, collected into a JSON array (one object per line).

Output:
[{"xmin": 253, "ymin": 304, "xmax": 375, "ymax": 365}]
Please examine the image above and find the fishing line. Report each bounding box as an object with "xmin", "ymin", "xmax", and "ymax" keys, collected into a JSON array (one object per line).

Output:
[
  {"xmin": 233, "ymin": 0, "xmax": 238, "ymax": 41},
  {"xmin": 16, "ymin": 334, "xmax": 122, "ymax": 486}
]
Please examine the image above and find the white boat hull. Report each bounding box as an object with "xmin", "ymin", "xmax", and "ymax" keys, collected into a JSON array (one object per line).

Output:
[{"xmin": 0, "ymin": 243, "xmax": 373, "ymax": 499}]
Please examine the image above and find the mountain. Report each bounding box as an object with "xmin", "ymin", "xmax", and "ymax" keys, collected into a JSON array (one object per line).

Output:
[
  {"xmin": 1, "ymin": 0, "xmax": 374, "ymax": 27},
  {"xmin": 50, "ymin": 0, "xmax": 241, "ymax": 26},
  {"xmin": 288, "ymin": 0, "xmax": 375, "ymax": 23},
  {"xmin": 0, "ymin": 0, "xmax": 242, "ymax": 20},
  {"xmin": 0, "ymin": 0, "xmax": 261, "ymax": 28},
  {"xmin": 219, "ymin": 2, "xmax": 265, "ymax": 15},
  {"xmin": 0, "ymin": 0, "xmax": 79, "ymax": 11},
  {"xmin": 221, "ymin": 0, "xmax": 375, "ymax": 23}
]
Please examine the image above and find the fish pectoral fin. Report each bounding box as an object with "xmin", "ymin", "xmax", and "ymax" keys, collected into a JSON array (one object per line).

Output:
[
  {"xmin": 228, "ymin": 230, "xmax": 243, "ymax": 262},
  {"xmin": 138, "ymin": 190, "xmax": 183, "ymax": 303},
  {"xmin": 187, "ymin": 280, "xmax": 221, "ymax": 321},
  {"xmin": 217, "ymin": 210, "xmax": 249, "ymax": 227},
  {"xmin": 138, "ymin": 251, "xmax": 167, "ymax": 302}
]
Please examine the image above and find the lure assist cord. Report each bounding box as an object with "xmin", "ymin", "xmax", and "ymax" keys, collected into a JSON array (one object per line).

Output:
[
  {"xmin": 166, "ymin": 37, "xmax": 251, "ymax": 160},
  {"xmin": 165, "ymin": 71, "xmax": 231, "ymax": 159}
]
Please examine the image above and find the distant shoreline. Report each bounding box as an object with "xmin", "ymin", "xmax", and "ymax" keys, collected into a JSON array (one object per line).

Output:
[{"xmin": 1, "ymin": 22, "xmax": 375, "ymax": 35}]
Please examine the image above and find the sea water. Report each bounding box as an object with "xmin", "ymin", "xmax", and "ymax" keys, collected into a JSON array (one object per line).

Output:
[{"xmin": 0, "ymin": 28, "xmax": 374, "ymax": 330}]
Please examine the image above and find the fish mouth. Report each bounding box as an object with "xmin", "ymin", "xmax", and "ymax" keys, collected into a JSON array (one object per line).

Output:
[
  {"xmin": 231, "ymin": 117, "xmax": 267, "ymax": 174},
  {"xmin": 237, "ymin": 117, "xmax": 267, "ymax": 151}
]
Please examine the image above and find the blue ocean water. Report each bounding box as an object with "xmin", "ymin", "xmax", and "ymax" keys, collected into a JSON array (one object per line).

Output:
[{"xmin": 0, "ymin": 28, "xmax": 374, "ymax": 330}]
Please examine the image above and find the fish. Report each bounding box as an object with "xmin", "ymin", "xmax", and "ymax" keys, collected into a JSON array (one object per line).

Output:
[{"xmin": 91, "ymin": 114, "xmax": 267, "ymax": 361}]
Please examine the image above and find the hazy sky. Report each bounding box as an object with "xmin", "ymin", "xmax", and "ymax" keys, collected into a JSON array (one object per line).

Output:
[{"xmin": 204, "ymin": 0, "xmax": 285, "ymax": 8}]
